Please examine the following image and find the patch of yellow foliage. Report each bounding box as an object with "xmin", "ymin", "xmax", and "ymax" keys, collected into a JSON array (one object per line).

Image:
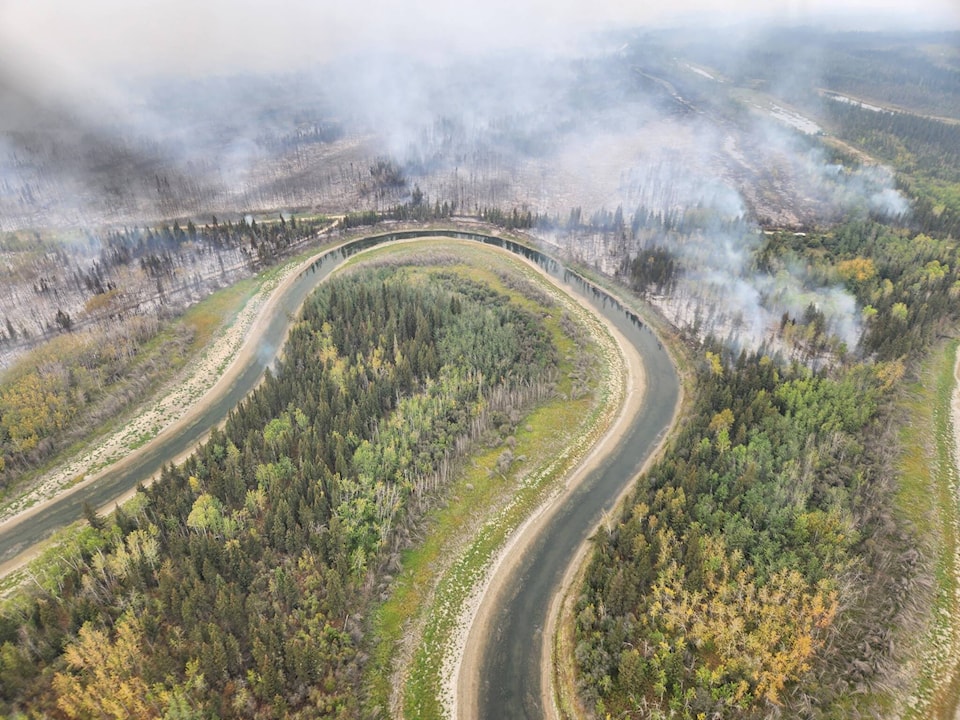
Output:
[{"xmin": 836, "ymin": 257, "xmax": 877, "ymax": 283}]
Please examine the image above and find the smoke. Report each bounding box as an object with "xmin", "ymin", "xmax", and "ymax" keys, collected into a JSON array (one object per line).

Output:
[
  {"xmin": 306, "ymin": 24, "xmax": 904, "ymax": 358},
  {"xmin": 531, "ymin": 101, "xmax": 876, "ymax": 356},
  {"xmin": 618, "ymin": 148, "xmax": 747, "ymax": 221},
  {"xmin": 0, "ymin": 4, "xmax": 941, "ymax": 362},
  {"xmin": 0, "ymin": 6, "xmax": 921, "ymax": 230},
  {"xmin": 2, "ymin": 1, "xmax": 957, "ymax": 82},
  {"xmin": 751, "ymin": 116, "xmax": 911, "ymax": 223},
  {"xmin": 641, "ymin": 205, "xmax": 865, "ymax": 356},
  {"xmin": 814, "ymin": 163, "xmax": 910, "ymax": 219}
]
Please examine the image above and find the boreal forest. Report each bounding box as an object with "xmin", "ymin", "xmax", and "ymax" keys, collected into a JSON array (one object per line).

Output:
[
  {"xmin": 0, "ymin": 14, "xmax": 959, "ymax": 720},
  {"xmin": 1, "ymin": 252, "xmax": 574, "ymax": 717}
]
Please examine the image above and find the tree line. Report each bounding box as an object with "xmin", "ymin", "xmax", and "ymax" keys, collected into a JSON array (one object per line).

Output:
[{"xmin": 335, "ymin": 189, "xmax": 540, "ymax": 231}]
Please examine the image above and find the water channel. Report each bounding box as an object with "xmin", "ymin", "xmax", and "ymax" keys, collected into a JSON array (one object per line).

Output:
[{"xmin": 0, "ymin": 229, "xmax": 680, "ymax": 720}]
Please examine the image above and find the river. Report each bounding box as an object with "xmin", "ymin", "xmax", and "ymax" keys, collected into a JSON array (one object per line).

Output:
[
  {"xmin": 0, "ymin": 229, "xmax": 680, "ymax": 720},
  {"xmin": 471, "ymin": 254, "xmax": 680, "ymax": 718}
]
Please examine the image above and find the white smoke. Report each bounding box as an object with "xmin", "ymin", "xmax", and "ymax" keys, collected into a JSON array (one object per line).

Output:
[{"xmin": 661, "ymin": 224, "xmax": 864, "ymax": 355}]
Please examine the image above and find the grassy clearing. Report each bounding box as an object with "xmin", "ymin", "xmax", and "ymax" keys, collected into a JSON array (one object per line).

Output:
[
  {"xmin": 898, "ymin": 339, "xmax": 960, "ymax": 719},
  {"xmin": 179, "ymin": 277, "xmax": 259, "ymax": 351},
  {"xmin": 353, "ymin": 240, "xmax": 624, "ymax": 719}
]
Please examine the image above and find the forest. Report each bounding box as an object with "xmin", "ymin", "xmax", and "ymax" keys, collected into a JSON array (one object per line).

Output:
[
  {"xmin": 0, "ymin": 256, "xmax": 566, "ymax": 718},
  {"xmin": 0, "ymin": 21, "xmax": 958, "ymax": 720},
  {"xmin": 0, "ymin": 214, "xmax": 331, "ymax": 498},
  {"xmin": 574, "ymin": 216, "xmax": 960, "ymax": 717}
]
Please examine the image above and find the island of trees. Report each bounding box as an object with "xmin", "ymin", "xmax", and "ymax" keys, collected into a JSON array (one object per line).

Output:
[{"xmin": 0, "ymin": 252, "xmax": 568, "ymax": 718}]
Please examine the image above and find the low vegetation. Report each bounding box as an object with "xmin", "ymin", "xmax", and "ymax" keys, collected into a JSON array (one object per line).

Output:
[{"xmin": 897, "ymin": 340, "xmax": 960, "ymax": 719}]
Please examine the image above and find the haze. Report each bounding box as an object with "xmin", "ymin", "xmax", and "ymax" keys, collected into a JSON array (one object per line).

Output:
[
  {"xmin": 0, "ymin": 0, "xmax": 954, "ymax": 360},
  {"xmin": 1, "ymin": 0, "xmax": 958, "ymax": 79}
]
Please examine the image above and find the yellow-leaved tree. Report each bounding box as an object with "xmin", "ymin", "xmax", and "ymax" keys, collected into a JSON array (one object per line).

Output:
[
  {"xmin": 53, "ymin": 613, "xmax": 164, "ymax": 719},
  {"xmin": 641, "ymin": 532, "xmax": 837, "ymax": 707}
]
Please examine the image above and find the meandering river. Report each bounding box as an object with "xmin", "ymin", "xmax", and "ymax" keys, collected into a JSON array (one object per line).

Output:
[{"xmin": 0, "ymin": 229, "xmax": 680, "ymax": 720}]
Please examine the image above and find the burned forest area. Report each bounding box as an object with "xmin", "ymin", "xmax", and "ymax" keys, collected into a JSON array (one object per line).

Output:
[{"xmin": 1, "ymin": 17, "xmax": 960, "ymax": 720}]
